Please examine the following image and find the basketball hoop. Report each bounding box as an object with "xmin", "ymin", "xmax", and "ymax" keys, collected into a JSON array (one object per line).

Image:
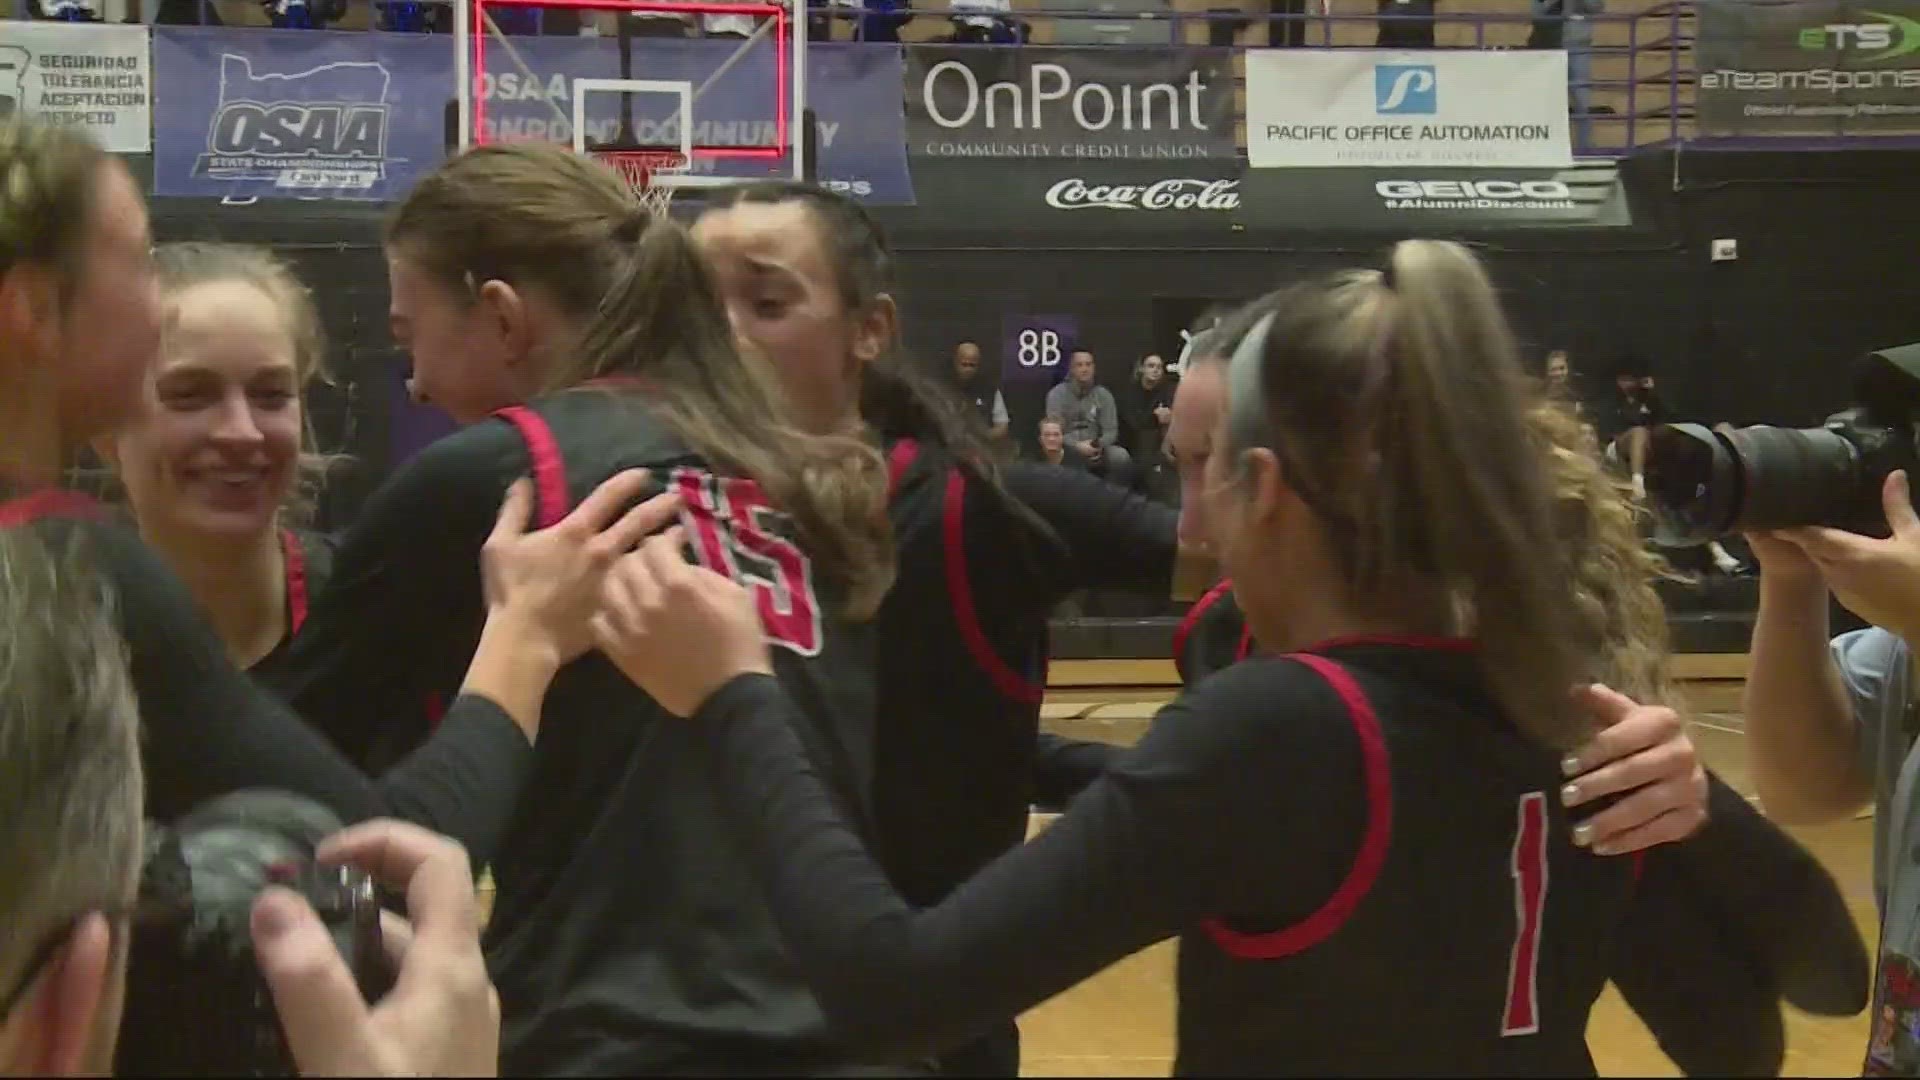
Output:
[{"xmin": 593, "ymin": 149, "xmax": 688, "ymax": 216}]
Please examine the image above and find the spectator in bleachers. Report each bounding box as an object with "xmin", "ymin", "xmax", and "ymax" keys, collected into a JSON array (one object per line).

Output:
[
  {"xmin": 1376, "ymin": 0, "xmax": 1435, "ymax": 48},
  {"xmin": 811, "ymin": 0, "xmax": 911, "ymax": 40},
  {"xmin": 1530, "ymin": 0, "xmax": 1600, "ymax": 148},
  {"xmin": 1035, "ymin": 416, "xmax": 1084, "ymax": 471},
  {"xmin": 1119, "ymin": 352, "xmax": 1178, "ymax": 502},
  {"xmin": 1262, "ymin": 0, "xmax": 1310, "ymax": 46},
  {"xmin": 31, "ymin": 0, "xmax": 101, "ymax": 20},
  {"xmin": 948, "ymin": 340, "xmax": 1010, "ymax": 443},
  {"xmin": 947, "ymin": 0, "xmax": 1022, "ymax": 43},
  {"xmin": 1593, "ymin": 358, "xmax": 1668, "ymax": 503},
  {"xmin": 1045, "ymin": 349, "xmax": 1132, "ymax": 487}
]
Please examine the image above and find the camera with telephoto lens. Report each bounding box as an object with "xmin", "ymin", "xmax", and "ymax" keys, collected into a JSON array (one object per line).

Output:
[
  {"xmin": 115, "ymin": 789, "xmax": 393, "ymax": 1077},
  {"xmin": 1643, "ymin": 343, "xmax": 1920, "ymax": 543}
]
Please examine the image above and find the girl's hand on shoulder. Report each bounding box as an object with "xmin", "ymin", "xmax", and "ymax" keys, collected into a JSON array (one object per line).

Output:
[{"xmin": 592, "ymin": 526, "xmax": 773, "ymax": 718}]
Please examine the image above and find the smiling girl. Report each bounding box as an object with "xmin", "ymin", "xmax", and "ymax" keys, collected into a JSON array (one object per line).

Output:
[{"xmin": 100, "ymin": 243, "xmax": 336, "ymax": 680}]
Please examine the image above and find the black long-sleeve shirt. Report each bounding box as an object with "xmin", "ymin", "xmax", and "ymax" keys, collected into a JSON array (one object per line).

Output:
[
  {"xmin": 0, "ymin": 491, "xmax": 530, "ymax": 854},
  {"xmin": 873, "ymin": 445, "xmax": 1177, "ymax": 908}
]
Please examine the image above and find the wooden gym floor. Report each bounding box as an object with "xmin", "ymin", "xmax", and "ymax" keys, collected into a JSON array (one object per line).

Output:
[{"xmin": 1018, "ymin": 658, "xmax": 1879, "ymax": 1077}]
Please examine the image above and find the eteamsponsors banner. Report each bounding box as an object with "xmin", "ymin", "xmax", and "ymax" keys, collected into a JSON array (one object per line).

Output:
[
  {"xmin": 0, "ymin": 23, "xmax": 151, "ymax": 153},
  {"xmin": 905, "ymin": 46, "xmax": 1238, "ymax": 159},
  {"xmin": 1244, "ymin": 49, "xmax": 1573, "ymax": 168},
  {"xmin": 1695, "ymin": 0, "xmax": 1920, "ymax": 136},
  {"xmin": 152, "ymin": 29, "xmax": 914, "ymax": 203},
  {"xmin": 1235, "ymin": 164, "xmax": 1633, "ymax": 231}
]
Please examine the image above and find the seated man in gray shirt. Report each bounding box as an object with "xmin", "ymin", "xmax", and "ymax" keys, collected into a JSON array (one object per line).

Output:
[
  {"xmin": 1043, "ymin": 350, "xmax": 1133, "ymax": 488},
  {"xmin": 1744, "ymin": 469, "xmax": 1920, "ymax": 1077}
]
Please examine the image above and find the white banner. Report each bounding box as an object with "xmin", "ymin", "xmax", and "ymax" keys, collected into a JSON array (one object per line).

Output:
[
  {"xmin": 1245, "ymin": 49, "xmax": 1571, "ymax": 169},
  {"xmin": 0, "ymin": 23, "xmax": 152, "ymax": 153}
]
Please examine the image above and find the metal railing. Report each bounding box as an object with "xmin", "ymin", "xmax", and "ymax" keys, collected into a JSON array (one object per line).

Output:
[{"xmin": 6, "ymin": 0, "xmax": 1698, "ymax": 154}]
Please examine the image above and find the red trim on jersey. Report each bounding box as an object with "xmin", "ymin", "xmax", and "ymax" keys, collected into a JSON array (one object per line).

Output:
[
  {"xmin": 943, "ymin": 468, "xmax": 1044, "ymax": 706},
  {"xmin": 1235, "ymin": 623, "xmax": 1255, "ymax": 661},
  {"xmin": 1201, "ymin": 652, "xmax": 1393, "ymax": 960},
  {"xmin": 494, "ymin": 406, "xmax": 569, "ymax": 528},
  {"xmin": 280, "ymin": 529, "xmax": 309, "ymax": 635},
  {"xmin": 0, "ymin": 488, "xmax": 101, "ymax": 527},
  {"xmin": 424, "ymin": 691, "xmax": 446, "ymax": 733},
  {"xmin": 887, "ymin": 439, "xmax": 920, "ymax": 499},
  {"xmin": 1172, "ymin": 578, "xmax": 1234, "ymax": 675},
  {"xmin": 1307, "ymin": 633, "xmax": 1476, "ymax": 653}
]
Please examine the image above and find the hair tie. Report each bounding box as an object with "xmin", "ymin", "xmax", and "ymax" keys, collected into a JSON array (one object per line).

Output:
[
  {"xmin": 1380, "ymin": 260, "xmax": 1398, "ymax": 291},
  {"xmin": 612, "ymin": 209, "xmax": 650, "ymax": 244}
]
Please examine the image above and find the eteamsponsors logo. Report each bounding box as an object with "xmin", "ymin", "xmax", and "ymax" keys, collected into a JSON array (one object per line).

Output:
[
  {"xmin": 1045, "ymin": 176, "xmax": 1240, "ymax": 210},
  {"xmin": 1796, "ymin": 12, "xmax": 1920, "ymax": 61},
  {"xmin": 1374, "ymin": 64, "xmax": 1437, "ymax": 115},
  {"xmin": 193, "ymin": 54, "xmax": 392, "ymax": 192},
  {"xmin": 1375, "ymin": 178, "xmax": 1576, "ymax": 210}
]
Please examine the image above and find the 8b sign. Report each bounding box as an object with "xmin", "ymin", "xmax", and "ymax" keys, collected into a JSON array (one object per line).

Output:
[{"xmin": 1002, "ymin": 313, "xmax": 1078, "ymax": 383}]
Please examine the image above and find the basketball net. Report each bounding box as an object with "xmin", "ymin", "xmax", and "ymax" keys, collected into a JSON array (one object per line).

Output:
[{"xmin": 594, "ymin": 149, "xmax": 688, "ymax": 216}]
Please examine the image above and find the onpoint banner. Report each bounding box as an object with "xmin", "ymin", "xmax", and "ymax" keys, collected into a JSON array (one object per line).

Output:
[
  {"xmin": 905, "ymin": 45, "xmax": 1238, "ymax": 160},
  {"xmin": 1696, "ymin": 0, "xmax": 1920, "ymax": 136},
  {"xmin": 1244, "ymin": 49, "xmax": 1573, "ymax": 168}
]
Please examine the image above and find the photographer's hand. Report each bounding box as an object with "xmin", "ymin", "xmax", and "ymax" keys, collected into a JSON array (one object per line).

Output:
[
  {"xmin": 251, "ymin": 820, "xmax": 499, "ymax": 1077},
  {"xmin": 1776, "ymin": 470, "xmax": 1920, "ymax": 642}
]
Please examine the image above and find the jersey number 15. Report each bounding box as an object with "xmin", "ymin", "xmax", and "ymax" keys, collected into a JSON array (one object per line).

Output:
[{"xmin": 674, "ymin": 470, "xmax": 824, "ymax": 658}]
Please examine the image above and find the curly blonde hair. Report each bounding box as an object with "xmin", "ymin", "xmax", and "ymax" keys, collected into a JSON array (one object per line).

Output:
[{"xmin": 1528, "ymin": 395, "xmax": 1681, "ymax": 708}]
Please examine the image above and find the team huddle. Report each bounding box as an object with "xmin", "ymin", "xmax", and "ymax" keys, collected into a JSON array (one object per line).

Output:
[{"xmin": 0, "ymin": 115, "xmax": 1872, "ymax": 1077}]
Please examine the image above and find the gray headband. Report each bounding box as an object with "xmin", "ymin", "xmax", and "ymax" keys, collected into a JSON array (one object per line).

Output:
[{"xmin": 1225, "ymin": 309, "xmax": 1277, "ymax": 456}]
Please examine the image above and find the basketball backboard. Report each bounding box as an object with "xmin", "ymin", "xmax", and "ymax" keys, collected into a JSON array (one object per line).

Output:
[{"xmin": 453, "ymin": 0, "xmax": 807, "ymax": 198}]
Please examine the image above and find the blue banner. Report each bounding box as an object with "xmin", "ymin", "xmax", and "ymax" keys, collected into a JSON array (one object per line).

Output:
[{"xmin": 152, "ymin": 28, "xmax": 914, "ymax": 204}]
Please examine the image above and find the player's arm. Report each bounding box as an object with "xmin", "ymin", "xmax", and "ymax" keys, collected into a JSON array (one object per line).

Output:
[
  {"xmin": 77, "ymin": 516, "xmax": 538, "ymax": 859},
  {"xmin": 693, "ymin": 660, "xmax": 1359, "ymax": 1058},
  {"xmin": 284, "ymin": 421, "xmax": 528, "ymax": 768},
  {"xmin": 1029, "ymin": 732, "xmax": 1120, "ymax": 811},
  {"xmin": 999, "ymin": 460, "xmax": 1178, "ymax": 597}
]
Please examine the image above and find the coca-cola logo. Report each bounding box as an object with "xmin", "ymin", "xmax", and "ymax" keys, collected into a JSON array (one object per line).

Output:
[{"xmin": 1045, "ymin": 177, "xmax": 1240, "ymax": 212}]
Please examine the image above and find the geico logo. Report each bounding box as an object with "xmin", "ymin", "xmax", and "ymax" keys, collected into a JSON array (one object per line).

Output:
[
  {"xmin": 1374, "ymin": 179, "xmax": 1573, "ymax": 200},
  {"xmin": 211, "ymin": 103, "xmax": 386, "ymax": 157},
  {"xmin": 921, "ymin": 60, "xmax": 1212, "ymax": 132}
]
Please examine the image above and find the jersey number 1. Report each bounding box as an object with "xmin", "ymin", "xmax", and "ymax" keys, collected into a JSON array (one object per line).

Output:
[
  {"xmin": 1502, "ymin": 790, "xmax": 1549, "ymax": 1037},
  {"xmin": 674, "ymin": 470, "xmax": 824, "ymax": 657}
]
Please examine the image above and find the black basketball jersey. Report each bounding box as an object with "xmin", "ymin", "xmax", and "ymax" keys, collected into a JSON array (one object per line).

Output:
[
  {"xmin": 248, "ymin": 526, "xmax": 335, "ymax": 692},
  {"xmin": 871, "ymin": 438, "xmax": 1093, "ymax": 909},
  {"xmin": 1175, "ymin": 643, "xmax": 1633, "ymax": 1076},
  {"xmin": 283, "ymin": 388, "xmax": 884, "ymax": 1075},
  {"xmin": 1174, "ymin": 581, "xmax": 1868, "ymax": 1077}
]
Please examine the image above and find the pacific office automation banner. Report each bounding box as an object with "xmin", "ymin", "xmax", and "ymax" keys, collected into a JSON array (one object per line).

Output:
[
  {"xmin": 1233, "ymin": 164, "xmax": 1633, "ymax": 231},
  {"xmin": 1244, "ymin": 49, "xmax": 1572, "ymax": 168},
  {"xmin": 152, "ymin": 29, "xmax": 914, "ymax": 203},
  {"xmin": 1696, "ymin": 0, "xmax": 1920, "ymax": 136},
  {"xmin": 0, "ymin": 23, "xmax": 151, "ymax": 153},
  {"xmin": 904, "ymin": 46, "xmax": 1238, "ymax": 160}
]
